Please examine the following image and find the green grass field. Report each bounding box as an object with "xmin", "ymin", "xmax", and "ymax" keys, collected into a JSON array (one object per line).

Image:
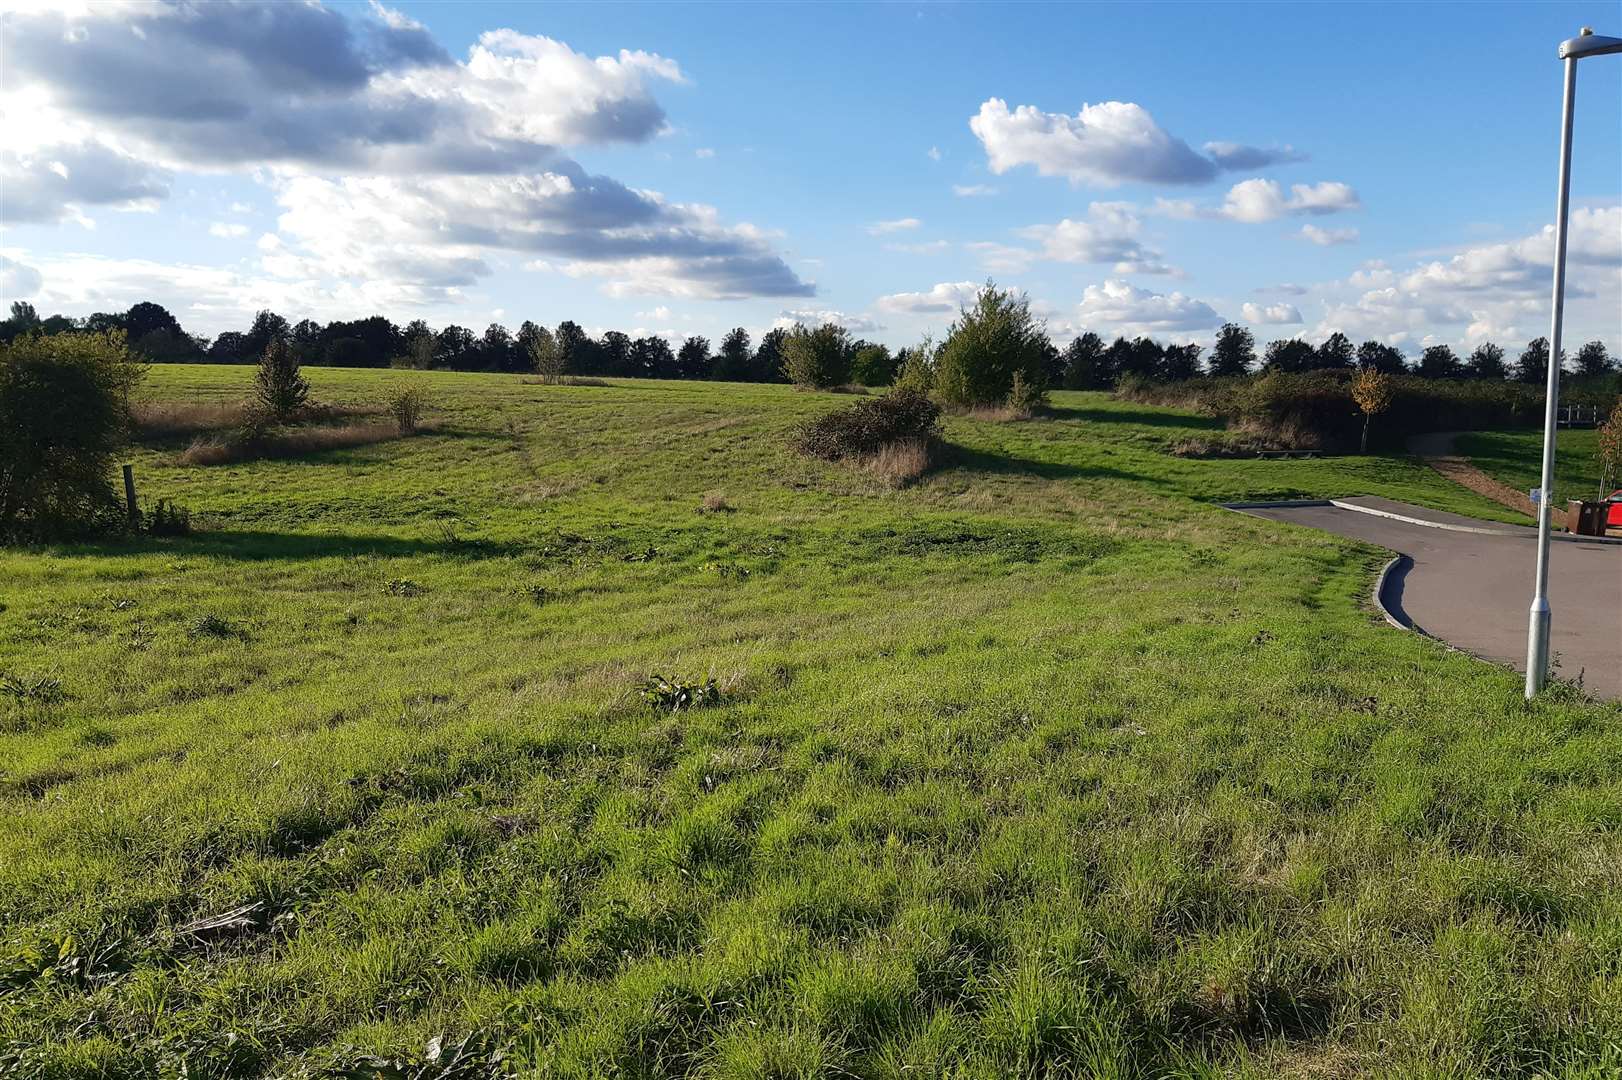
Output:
[
  {"xmin": 3, "ymin": 365, "xmax": 1619, "ymax": 1079},
  {"xmin": 1456, "ymin": 429, "xmax": 1611, "ymax": 506}
]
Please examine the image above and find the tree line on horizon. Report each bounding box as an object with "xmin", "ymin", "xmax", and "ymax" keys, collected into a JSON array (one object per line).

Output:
[{"xmin": 0, "ymin": 299, "xmax": 1615, "ymax": 389}]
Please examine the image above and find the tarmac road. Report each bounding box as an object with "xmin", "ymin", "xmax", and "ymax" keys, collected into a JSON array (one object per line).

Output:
[{"xmin": 1239, "ymin": 498, "xmax": 1621, "ymax": 700}]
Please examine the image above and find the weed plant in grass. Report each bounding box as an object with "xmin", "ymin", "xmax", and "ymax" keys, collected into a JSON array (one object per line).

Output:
[{"xmin": 1, "ymin": 365, "xmax": 1618, "ymax": 1077}]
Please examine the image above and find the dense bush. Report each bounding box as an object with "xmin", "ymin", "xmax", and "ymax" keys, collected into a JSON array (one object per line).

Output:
[
  {"xmin": 796, "ymin": 388, "xmax": 942, "ymax": 461},
  {"xmin": 850, "ymin": 343, "xmax": 898, "ymax": 387},
  {"xmin": 933, "ymin": 283, "xmax": 1051, "ymax": 408},
  {"xmin": 0, "ymin": 330, "xmax": 144, "ymax": 538},
  {"xmin": 781, "ymin": 323, "xmax": 852, "ymax": 388},
  {"xmin": 1116, "ymin": 370, "xmax": 1613, "ymax": 452},
  {"xmin": 389, "ymin": 385, "xmax": 426, "ymax": 433}
]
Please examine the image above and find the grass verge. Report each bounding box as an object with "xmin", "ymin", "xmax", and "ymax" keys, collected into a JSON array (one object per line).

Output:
[
  {"xmin": 1, "ymin": 366, "xmax": 1616, "ymax": 1077},
  {"xmin": 1455, "ymin": 428, "xmax": 1608, "ymax": 504}
]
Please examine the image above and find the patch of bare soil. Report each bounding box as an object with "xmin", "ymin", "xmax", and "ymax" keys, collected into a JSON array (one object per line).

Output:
[{"xmin": 1408, "ymin": 431, "xmax": 1564, "ymax": 528}]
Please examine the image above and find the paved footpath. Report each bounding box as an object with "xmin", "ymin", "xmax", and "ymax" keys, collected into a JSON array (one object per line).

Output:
[{"xmin": 1239, "ymin": 497, "xmax": 1621, "ymax": 700}]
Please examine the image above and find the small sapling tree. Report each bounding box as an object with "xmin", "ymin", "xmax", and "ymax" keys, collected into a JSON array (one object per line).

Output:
[
  {"xmin": 254, "ymin": 338, "xmax": 308, "ymax": 422},
  {"xmin": 1596, "ymin": 399, "xmax": 1622, "ymax": 500},
  {"xmin": 1351, "ymin": 367, "xmax": 1394, "ymax": 454}
]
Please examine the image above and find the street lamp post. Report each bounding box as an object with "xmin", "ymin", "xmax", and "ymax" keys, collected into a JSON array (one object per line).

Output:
[{"xmin": 1525, "ymin": 27, "xmax": 1622, "ymax": 700}]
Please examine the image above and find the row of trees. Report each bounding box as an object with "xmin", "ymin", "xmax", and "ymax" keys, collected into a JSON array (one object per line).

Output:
[
  {"xmin": 1058, "ymin": 324, "xmax": 1614, "ymax": 390},
  {"xmin": 2, "ymin": 299, "xmax": 1615, "ymax": 391},
  {"xmin": 0, "ymin": 301, "xmax": 818, "ymax": 383}
]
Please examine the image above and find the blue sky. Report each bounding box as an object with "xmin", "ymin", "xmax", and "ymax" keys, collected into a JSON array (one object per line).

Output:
[{"xmin": 2, "ymin": 1, "xmax": 1618, "ymax": 356}]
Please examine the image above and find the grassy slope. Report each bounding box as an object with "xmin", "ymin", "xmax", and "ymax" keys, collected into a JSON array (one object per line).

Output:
[
  {"xmin": 1455, "ymin": 429, "xmax": 1610, "ymax": 505},
  {"xmin": 2, "ymin": 365, "xmax": 1619, "ymax": 1079}
]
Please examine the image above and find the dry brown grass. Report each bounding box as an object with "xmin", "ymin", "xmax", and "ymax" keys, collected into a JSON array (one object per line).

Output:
[
  {"xmin": 793, "ymin": 383, "xmax": 870, "ymax": 395},
  {"xmin": 131, "ymin": 402, "xmax": 250, "ymax": 438},
  {"xmin": 518, "ymin": 375, "xmax": 613, "ymax": 387},
  {"xmin": 860, "ymin": 437, "xmax": 934, "ymax": 487},
  {"xmin": 697, "ymin": 492, "xmax": 733, "ymax": 513},
  {"xmin": 180, "ymin": 422, "xmax": 414, "ymax": 466},
  {"xmin": 134, "ymin": 400, "xmax": 378, "ymax": 440},
  {"xmin": 964, "ymin": 402, "xmax": 1034, "ymax": 422}
]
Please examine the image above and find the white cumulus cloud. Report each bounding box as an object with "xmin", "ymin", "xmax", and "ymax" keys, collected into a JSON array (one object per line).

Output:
[
  {"xmin": 1241, "ymin": 301, "xmax": 1302, "ymax": 324},
  {"xmin": 1073, "ymin": 279, "xmax": 1223, "ymax": 333},
  {"xmin": 1302, "ymin": 205, "xmax": 1621, "ymax": 348},
  {"xmin": 773, "ymin": 309, "xmax": 884, "ymax": 334},
  {"xmin": 867, "ymin": 217, "xmax": 922, "ymax": 235},
  {"xmin": 970, "ymin": 202, "xmax": 1172, "ymax": 275},
  {"xmin": 969, "ymin": 99, "xmax": 1309, "ymax": 188},
  {"xmin": 874, "ymin": 281, "xmax": 981, "ymax": 315},
  {"xmin": 970, "ymin": 98, "xmax": 1217, "ymax": 186},
  {"xmin": 1300, "ymin": 224, "xmax": 1358, "ymax": 246},
  {"xmin": 1219, "ymin": 179, "xmax": 1361, "ymax": 223},
  {"xmin": 0, "ymin": 3, "xmax": 811, "ymax": 303},
  {"xmin": 1146, "ymin": 179, "xmax": 1361, "ymax": 224}
]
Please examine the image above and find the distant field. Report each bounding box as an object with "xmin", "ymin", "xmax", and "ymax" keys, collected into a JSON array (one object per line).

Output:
[
  {"xmin": 2, "ymin": 365, "xmax": 1618, "ymax": 1078},
  {"xmin": 1456, "ymin": 428, "xmax": 1610, "ymax": 505}
]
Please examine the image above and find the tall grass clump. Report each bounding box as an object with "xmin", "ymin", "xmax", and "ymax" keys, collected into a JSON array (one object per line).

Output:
[
  {"xmin": 181, "ymin": 421, "xmax": 404, "ymax": 466},
  {"xmin": 129, "ymin": 401, "xmax": 252, "ymax": 440},
  {"xmin": 861, "ymin": 436, "xmax": 933, "ymax": 486},
  {"xmin": 0, "ymin": 329, "xmax": 144, "ymax": 538}
]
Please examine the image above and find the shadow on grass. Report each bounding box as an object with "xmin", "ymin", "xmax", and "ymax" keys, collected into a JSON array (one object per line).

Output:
[
  {"xmin": 941, "ymin": 442, "xmax": 1167, "ymax": 487},
  {"xmin": 59, "ymin": 531, "xmax": 527, "ymax": 562},
  {"xmin": 1044, "ymin": 405, "xmax": 1224, "ymax": 431}
]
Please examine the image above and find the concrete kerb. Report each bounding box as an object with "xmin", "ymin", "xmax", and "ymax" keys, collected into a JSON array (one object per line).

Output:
[
  {"xmin": 1372, "ymin": 554, "xmax": 1415, "ymax": 633},
  {"xmin": 1327, "ymin": 499, "xmax": 1513, "ymax": 536},
  {"xmin": 1219, "ymin": 499, "xmax": 1332, "ymax": 510},
  {"xmin": 1220, "ymin": 497, "xmax": 1622, "ymax": 546},
  {"xmin": 1330, "ymin": 498, "xmax": 1622, "ymax": 546}
]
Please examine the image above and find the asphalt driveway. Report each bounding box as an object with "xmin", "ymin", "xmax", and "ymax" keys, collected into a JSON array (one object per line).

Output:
[{"xmin": 1238, "ymin": 497, "xmax": 1621, "ymax": 699}]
